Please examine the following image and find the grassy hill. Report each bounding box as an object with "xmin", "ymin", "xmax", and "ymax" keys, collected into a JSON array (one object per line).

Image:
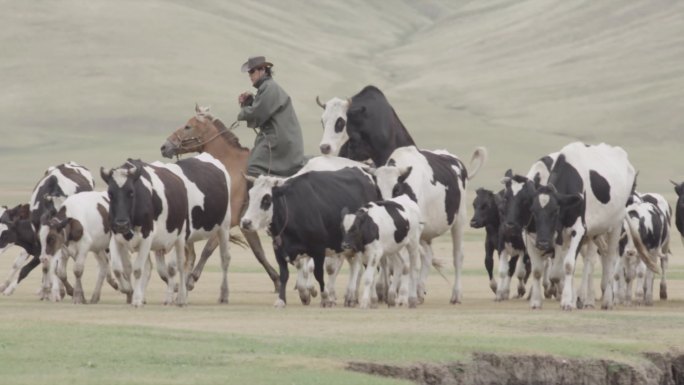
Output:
[{"xmin": 1, "ymin": 0, "xmax": 683, "ymax": 203}]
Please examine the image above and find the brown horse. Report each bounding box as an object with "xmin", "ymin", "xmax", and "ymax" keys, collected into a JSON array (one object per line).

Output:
[{"xmin": 160, "ymin": 105, "xmax": 279, "ymax": 292}]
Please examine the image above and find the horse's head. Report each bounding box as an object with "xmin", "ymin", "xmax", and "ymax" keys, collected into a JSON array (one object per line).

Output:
[{"xmin": 161, "ymin": 104, "xmax": 217, "ymax": 158}]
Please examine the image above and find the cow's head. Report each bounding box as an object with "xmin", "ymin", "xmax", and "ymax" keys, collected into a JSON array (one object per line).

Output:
[
  {"xmin": 501, "ymin": 169, "xmax": 537, "ymax": 238},
  {"xmin": 240, "ymin": 175, "xmax": 285, "ymax": 232},
  {"xmin": 528, "ymin": 184, "xmax": 584, "ymax": 253},
  {"xmin": 340, "ymin": 205, "xmax": 374, "ymax": 253},
  {"xmin": 100, "ymin": 163, "xmax": 143, "ymax": 236},
  {"xmin": 470, "ymin": 188, "xmax": 500, "ymax": 228},
  {"xmin": 317, "ymin": 96, "xmax": 350, "ymax": 156},
  {"xmin": 0, "ymin": 204, "xmax": 31, "ymax": 255},
  {"xmin": 371, "ymin": 165, "xmax": 416, "ymax": 202},
  {"xmin": 37, "ymin": 208, "xmax": 76, "ymax": 264}
]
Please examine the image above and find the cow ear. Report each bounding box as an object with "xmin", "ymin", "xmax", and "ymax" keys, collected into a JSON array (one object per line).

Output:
[
  {"xmin": 671, "ymin": 180, "xmax": 684, "ymax": 196},
  {"xmin": 129, "ymin": 165, "xmax": 143, "ymax": 181},
  {"xmin": 348, "ymin": 106, "xmax": 366, "ymax": 117},
  {"xmin": 398, "ymin": 166, "xmax": 413, "ymax": 183},
  {"xmin": 558, "ymin": 193, "xmax": 583, "ymax": 210},
  {"xmin": 67, "ymin": 219, "xmax": 84, "ymax": 242},
  {"xmin": 100, "ymin": 167, "xmax": 113, "ymax": 184},
  {"xmin": 10, "ymin": 204, "xmax": 31, "ymax": 221},
  {"xmin": 56, "ymin": 217, "xmax": 70, "ymax": 232}
]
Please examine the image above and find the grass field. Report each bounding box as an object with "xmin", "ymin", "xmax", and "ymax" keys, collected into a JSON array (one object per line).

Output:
[
  {"xmin": 2, "ymin": 1, "xmax": 684, "ymax": 383},
  {"xmin": 1, "ymin": 234, "xmax": 683, "ymax": 384}
]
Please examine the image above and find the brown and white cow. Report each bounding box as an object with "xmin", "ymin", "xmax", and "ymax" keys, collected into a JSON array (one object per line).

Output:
[{"xmin": 38, "ymin": 191, "xmax": 118, "ymax": 303}]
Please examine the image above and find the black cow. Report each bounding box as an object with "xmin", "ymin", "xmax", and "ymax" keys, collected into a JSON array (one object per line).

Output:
[
  {"xmin": 263, "ymin": 168, "xmax": 379, "ymax": 308},
  {"xmin": 470, "ymin": 188, "xmax": 530, "ymax": 298}
]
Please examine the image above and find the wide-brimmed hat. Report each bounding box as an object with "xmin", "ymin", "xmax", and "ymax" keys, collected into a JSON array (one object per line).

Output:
[{"xmin": 241, "ymin": 56, "xmax": 273, "ymax": 72}]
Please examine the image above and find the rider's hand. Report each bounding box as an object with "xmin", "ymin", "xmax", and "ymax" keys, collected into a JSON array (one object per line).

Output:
[{"xmin": 238, "ymin": 92, "xmax": 252, "ymax": 105}]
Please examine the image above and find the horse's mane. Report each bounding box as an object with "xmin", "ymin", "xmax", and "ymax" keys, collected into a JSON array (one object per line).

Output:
[{"xmin": 200, "ymin": 113, "xmax": 248, "ymax": 151}]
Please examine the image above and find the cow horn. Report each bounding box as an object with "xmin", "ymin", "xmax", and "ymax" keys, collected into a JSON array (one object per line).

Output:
[
  {"xmin": 670, "ymin": 179, "xmax": 679, "ymax": 186},
  {"xmin": 195, "ymin": 103, "xmax": 201, "ymax": 114},
  {"xmin": 242, "ymin": 173, "xmax": 257, "ymax": 184},
  {"xmin": 316, "ymin": 96, "xmax": 326, "ymax": 109},
  {"xmin": 346, "ymin": 98, "xmax": 352, "ymax": 107}
]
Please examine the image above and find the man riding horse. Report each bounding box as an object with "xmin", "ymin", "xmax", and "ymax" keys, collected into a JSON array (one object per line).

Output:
[{"xmin": 238, "ymin": 56, "xmax": 306, "ymax": 178}]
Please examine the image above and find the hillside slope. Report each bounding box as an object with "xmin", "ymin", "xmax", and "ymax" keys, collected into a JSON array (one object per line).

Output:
[{"xmin": 1, "ymin": 0, "xmax": 682, "ymax": 201}]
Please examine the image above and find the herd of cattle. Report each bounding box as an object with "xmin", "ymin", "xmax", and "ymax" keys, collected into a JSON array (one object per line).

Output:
[{"xmin": 1, "ymin": 85, "xmax": 683, "ymax": 311}]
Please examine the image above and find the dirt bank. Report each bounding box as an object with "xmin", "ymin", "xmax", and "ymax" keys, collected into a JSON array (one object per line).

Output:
[{"xmin": 348, "ymin": 351, "xmax": 684, "ymax": 385}]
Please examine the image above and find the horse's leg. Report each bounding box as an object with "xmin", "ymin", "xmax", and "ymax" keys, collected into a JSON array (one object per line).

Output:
[
  {"xmin": 187, "ymin": 234, "xmax": 217, "ymax": 290},
  {"xmin": 241, "ymin": 229, "xmax": 279, "ymax": 292}
]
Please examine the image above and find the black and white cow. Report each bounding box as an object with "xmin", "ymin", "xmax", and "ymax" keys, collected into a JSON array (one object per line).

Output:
[
  {"xmin": 619, "ymin": 192, "xmax": 671, "ymax": 305},
  {"xmin": 241, "ymin": 155, "xmax": 376, "ymax": 306},
  {"xmin": 503, "ymin": 142, "xmax": 645, "ymax": 310},
  {"xmin": 101, "ymin": 153, "xmax": 231, "ymax": 307},
  {"xmin": 241, "ymin": 167, "xmax": 379, "ymax": 308},
  {"xmin": 671, "ymin": 181, "xmax": 684, "ymax": 246},
  {"xmin": 341, "ymin": 191, "xmax": 422, "ymax": 309},
  {"xmin": 38, "ymin": 191, "xmax": 118, "ymax": 303},
  {"xmin": 0, "ymin": 162, "xmax": 94, "ymax": 297},
  {"xmin": 338, "ymin": 85, "xmax": 487, "ymax": 304},
  {"xmin": 470, "ymin": 188, "xmax": 530, "ymax": 298}
]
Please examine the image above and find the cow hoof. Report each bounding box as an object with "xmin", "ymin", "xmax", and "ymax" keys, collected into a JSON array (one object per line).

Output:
[
  {"xmin": 309, "ymin": 286, "xmax": 318, "ymax": 298},
  {"xmin": 517, "ymin": 286, "xmax": 526, "ymax": 298},
  {"xmin": 359, "ymin": 299, "xmax": 370, "ymax": 309},
  {"xmin": 530, "ymin": 304, "xmax": 542, "ymax": 310},
  {"xmin": 408, "ymin": 297, "xmax": 418, "ymax": 309},
  {"xmin": 660, "ymin": 285, "xmax": 667, "ymax": 300},
  {"xmin": 576, "ymin": 297, "xmax": 584, "ymax": 309},
  {"xmin": 489, "ymin": 280, "xmax": 498, "ymax": 294},
  {"xmin": 387, "ymin": 293, "xmax": 397, "ymax": 307},
  {"xmin": 186, "ymin": 278, "xmax": 196, "ymax": 291},
  {"xmin": 218, "ymin": 297, "xmax": 229, "ymax": 304},
  {"xmin": 561, "ymin": 304, "xmax": 573, "ymax": 311},
  {"xmin": 450, "ymin": 293, "xmax": 461, "ymax": 304},
  {"xmin": 273, "ymin": 299, "xmax": 286, "ymax": 309},
  {"xmin": 90, "ymin": 295, "xmax": 100, "ymax": 304}
]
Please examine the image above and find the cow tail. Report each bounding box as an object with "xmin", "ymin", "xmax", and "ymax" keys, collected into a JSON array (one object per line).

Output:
[
  {"xmin": 229, "ymin": 231, "xmax": 249, "ymax": 248},
  {"xmin": 625, "ymin": 215, "xmax": 660, "ymax": 274},
  {"xmin": 467, "ymin": 146, "xmax": 488, "ymax": 180},
  {"xmin": 431, "ymin": 257, "xmax": 451, "ymax": 284}
]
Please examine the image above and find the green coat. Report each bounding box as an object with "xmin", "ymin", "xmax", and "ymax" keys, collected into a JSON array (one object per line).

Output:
[{"xmin": 238, "ymin": 76, "xmax": 306, "ymax": 177}]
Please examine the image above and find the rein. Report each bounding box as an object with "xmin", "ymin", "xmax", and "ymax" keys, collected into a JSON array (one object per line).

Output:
[{"xmin": 173, "ymin": 119, "xmax": 240, "ymax": 153}]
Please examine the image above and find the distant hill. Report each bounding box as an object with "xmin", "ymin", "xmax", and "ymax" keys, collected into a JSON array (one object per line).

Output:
[{"xmin": 1, "ymin": 0, "xmax": 682, "ymax": 203}]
